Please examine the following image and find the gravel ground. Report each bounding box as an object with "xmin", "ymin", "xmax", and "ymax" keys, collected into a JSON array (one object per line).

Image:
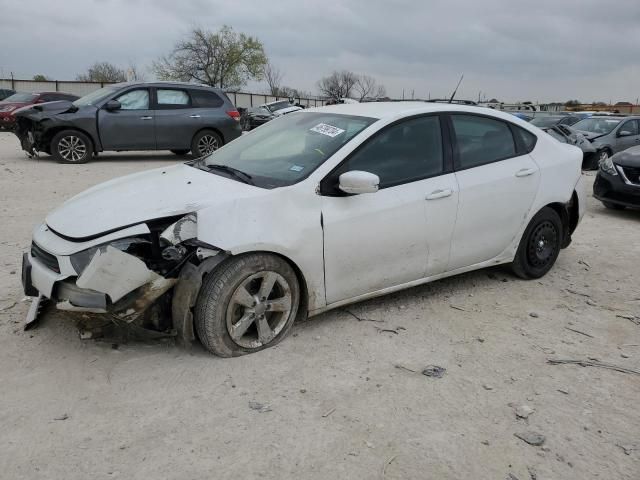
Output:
[{"xmin": 0, "ymin": 131, "xmax": 639, "ymax": 479}]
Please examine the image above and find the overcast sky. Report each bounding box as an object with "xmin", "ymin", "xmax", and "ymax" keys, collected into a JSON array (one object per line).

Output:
[{"xmin": 1, "ymin": 0, "xmax": 639, "ymax": 103}]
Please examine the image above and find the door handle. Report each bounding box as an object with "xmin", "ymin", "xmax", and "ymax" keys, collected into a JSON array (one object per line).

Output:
[
  {"xmin": 140, "ymin": 116, "xmax": 153, "ymax": 120},
  {"xmin": 189, "ymin": 114, "xmax": 201, "ymax": 118},
  {"xmin": 425, "ymin": 189, "xmax": 453, "ymax": 200},
  {"xmin": 515, "ymin": 168, "xmax": 536, "ymax": 177}
]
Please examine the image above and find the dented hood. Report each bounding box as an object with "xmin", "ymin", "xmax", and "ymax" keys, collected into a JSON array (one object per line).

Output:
[
  {"xmin": 13, "ymin": 100, "xmax": 78, "ymax": 117},
  {"xmin": 46, "ymin": 163, "xmax": 262, "ymax": 239}
]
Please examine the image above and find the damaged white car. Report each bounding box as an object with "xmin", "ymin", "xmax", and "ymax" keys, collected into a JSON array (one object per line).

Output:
[{"xmin": 22, "ymin": 103, "xmax": 586, "ymax": 356}]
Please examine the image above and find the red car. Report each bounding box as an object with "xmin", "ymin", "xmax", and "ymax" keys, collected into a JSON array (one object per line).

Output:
[{"xmin": 0, "ymin": 91, "xmax": 79, "ymax": 130}]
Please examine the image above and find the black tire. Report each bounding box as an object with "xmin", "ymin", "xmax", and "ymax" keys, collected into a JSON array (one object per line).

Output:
[
  {"xmin": 511, "ymin": 207, "xmax": 563, "ymax": 279},
  {"xmin": 194, "ymin": 253, "xmax": 300, "ymax": 357},
  {"xmin": 602, "ymin": 201, "xmax": 625, "ymax": 210},
  {"xmin": 51, "ymin": 130, "xmax": 94, "ymax": 164},
  {"xmin": 170, "ymin": 149, "xmax": 190, "ymax": 155},
  {"xmin": 190, "ymin": 130, "xmax": 223, "ymax": 158}
]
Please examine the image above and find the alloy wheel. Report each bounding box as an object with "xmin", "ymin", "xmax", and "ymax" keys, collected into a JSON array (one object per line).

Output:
[
  {"xmin": 58, "ymin": 135, "xmax": 87, "ymax": 162},
  {"xmin": 225, "ymin": 271, "xmax": 293, "ymax": 348},
  {"xmin": 197, "ymin": 135, "xmax": 219, "ymax": 156}
]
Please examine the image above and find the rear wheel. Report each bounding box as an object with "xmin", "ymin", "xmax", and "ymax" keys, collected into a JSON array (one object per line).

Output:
[
  {"xmin": 191, "ymin": 130, "xmax": 222, "ymax": 158},
  {"xmin": 170, "ymin": 149, "xmax": 190, "ymax": 155},
  {"xmin": 51, "ymin": 130, "xmax": 94, "ymax": 164},
  {"xmin": 511, "ymin": 207, "xmax": 563, "ymax": 279},
  {"xmin": 602, "ymin": 201, "xmax": 625, "ymax": 210},
  {"xmin": 194, "ymin": 253, "xmax": 300, "ymax": 357}
]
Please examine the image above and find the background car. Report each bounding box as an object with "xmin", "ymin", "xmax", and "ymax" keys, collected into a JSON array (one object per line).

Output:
[
  {"xmin": 572, "ymin": 116, "xmax": 640, "ymax": 169},
  {"xmin": 543, "ymin": 124, "xmax": 596, "ymax": 169},
  {"xmin": 261, "ymin": 99, "xmax": 302, "ymax": 116},
  {"xmin": 239, "ymin": 106, "xmax": 275, "ymax": 130},
  {"xmin": 0, "ymin": 88, "xmax": 16, "ymax": 101},
  {"xmin": 594, "ymin": 145, "xmax": 640, "ymax": 210},
  {"xmin": 21, "ymin": 103, "xmax": 585, "ymax": 356},
  {"xmin": 530, "ymin": 114, "xmax": 581, "ymax": 128},
  {"xmin": 13, "ymin": 82, "xmax": 242, "ymax": 163},
  {"xmin": 0, "ymin": 91, "xmax": 79, "ymax": 130}
]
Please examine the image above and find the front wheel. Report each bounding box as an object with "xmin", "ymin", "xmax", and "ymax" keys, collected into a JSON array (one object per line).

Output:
[
  {"xmin": 511, "ymin": 207, "xmax": 563, "ymax": 279},
  {"xmin": 191, "ymin": 130, "xmax": 222, "ymax": 158},
  {"xmin": 194, "ymin": 254, "xmax": 300, "ymax": 357},
  {"xmin": 51, "ymin": 130, "xmax": 94, "ymax": 164}
]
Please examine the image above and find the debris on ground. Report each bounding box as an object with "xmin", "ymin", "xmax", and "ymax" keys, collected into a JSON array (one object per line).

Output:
[
  {"xmin": 382, "ymin": 454, "xmax": 397, "ymax": 478},
  {"xmin": 529, "ymin": 312, "xmax": 539, "ymax": 318},
  {"xmin": 449, "ymin": 304, "xmax": 466, "ymax": 311},
  {"xmin": 322, "ymin": 407, "xmax": 336, "ymax": 418},
  {"xmin": 515, "ymin": 405, "xmax": 535, "ymax": 419},
  {"xmin": 548, "ymin": 359, "xmax": 640, "ymax": 376},
  {"xmin": 615, "ymin": 443, "xmax": 636, "ymax": 455},
  {"xmin": 557, "ymin": 388, "xmax": 569, "ymax": 395},
  {"xmin": 376, "ymin": 327, "xmax": 399, "ymax": 335},
  {"xmin": 527, "ymin": 466, "xmax": 538, "ymax": 480},
  {"xmin": 0, "ymin": 300, "xmax": 16, "ymax": 311},
  {"xmin": 566, "ymin": 288, "xmax": 591, "ymax": 298},
  {"xmin": 482, "ymin": 384, "xmax": 494, "ymax": 391},
  {"xmin": 343, "ymin": 309, "xmax": 384, "ymax": 323},
  {"xmin": 617, "ymin": 314, "xmax": 640, "ymax": 326},
  {"xmin": 564, "ymin": 326, "xmax": 595, "ymax": 338},
  {"xmin": 514, "ymin": 431, "xmax": 546, "ymax": 446},
  {"xmin": 422, "ymin": 365, "xmax": 446, "ymax": 378},
  {"xmin": 248, "ymin": 401, "xmax": 272, "ymax": 413},
  {"xmin": 53, "ymin": 413, "xmax": 69, "ymax": 421},
  {"xmin": 394, "ymin": 364, "xmax": 417, "ymax": 373}
]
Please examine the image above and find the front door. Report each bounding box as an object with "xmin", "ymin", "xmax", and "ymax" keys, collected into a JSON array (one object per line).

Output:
[
  {"xmin": 321, "ymin": 115, "xmax": 459, "ymax": 304},
  {"xmin": 98, "ymin": 88, "xmax": 155, "ymax": 150},
  {"xmin": 447, "ymin": 114, "xmax": 540, "ymax": 270}
]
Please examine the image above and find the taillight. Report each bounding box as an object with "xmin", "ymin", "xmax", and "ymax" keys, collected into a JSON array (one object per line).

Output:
[{"xmin": 226, "ymin": 110, "xmax": 241, "ymax": 121}]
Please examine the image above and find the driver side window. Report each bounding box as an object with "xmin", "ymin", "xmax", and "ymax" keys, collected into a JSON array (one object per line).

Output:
[
  {"xmin": 334, "ymin": 115, "xmax": 444, "ymax": 189},
  {"xmin": 116, "ymin": 89, "xmax": 149, "ymax": 110}
]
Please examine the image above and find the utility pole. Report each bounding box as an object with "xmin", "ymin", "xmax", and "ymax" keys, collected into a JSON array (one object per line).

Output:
[
  {"xmin": 402, "ymin": 89, "xmax": 405, "ymax": 100},
  {"xmin": 10, "ymin": 71, "xmax": 14, "ymax": 90}
]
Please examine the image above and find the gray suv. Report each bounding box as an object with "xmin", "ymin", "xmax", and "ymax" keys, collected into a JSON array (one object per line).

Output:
[
  {"xmin": 572, "ymin": 115, "xmax": 640, "ymax": 169},
  {"xmin": 13, "ymin": 82, "xmax": 242, "ymax": 163}
]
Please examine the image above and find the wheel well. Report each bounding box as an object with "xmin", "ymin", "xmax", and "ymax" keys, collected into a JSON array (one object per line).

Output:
[
  {"xmin": 193, "ymin": 127, "xmax": 225, "ymax": 145},
  {"xmin": 544, "ymin": 195, "xmax": 578, "ymax": 249},
  {"xmin": 42, "ymin": 126, "xmax": 96, "ymax": 153}
]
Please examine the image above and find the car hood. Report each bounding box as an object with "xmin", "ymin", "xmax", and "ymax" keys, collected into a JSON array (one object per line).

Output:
[
  {"xmin": 613, "ymin": 145, "xmax": 640, "ymax": 168},
  {"xmin": 574, "ymin": 130, "xmax": 605, "ymax": 141},
  {"xmin": 46, "ymin": 163, "xmax": 262, "ymax": 239},
  {"xmin": 14, "ymin": 100, "xmax": 78, "ymax": 118},
  {"xmin": 272, "ymin": 106, "xmax": 302, "ymax": 116}
]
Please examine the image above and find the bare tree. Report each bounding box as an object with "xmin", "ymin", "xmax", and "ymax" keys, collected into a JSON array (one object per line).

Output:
[
  {"xmin": 263, "ymin": 61, "xmax": 283, "ymax": 96},
  {"xmin": 317, "ymin": 70, "xmax": 358, "ymax": 100},
  {"xmin": 354, "ymin": 74, "xmax": 386, "ymax": 101},
  {"xmin": 126, "ymin": 64, "xmax": 146, "ymax": 81},
  {"xmin": 76, "ymin": 62, "xmax": 127, "ymax": 82},
  {"xmin": 153, "ymin": 26, "xmax": 267, "ymax": 90},
  {"xmin": 32, "ymin": 74, "xmax": 49, "ymax": 81}
]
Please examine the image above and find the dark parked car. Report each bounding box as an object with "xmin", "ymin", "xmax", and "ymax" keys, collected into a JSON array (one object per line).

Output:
[
  {"xmin": 240, "ymin": 106, "xmax": 275, "ymax": 130},
  {"xmin": 13, "ymin": 82, "xmax": 242, "ymax": 163},
  {"xmin": 0, "ymin": 91, "xmax": 79, "ymax": 131},
  {"xmin": 594, "ymin": 145, "xmax": 640, "ymax": 210},
  {"xmin": 0, "ymin": 88, "xmax": 16, "ymax": 101},
  {"xmin": 529, "ymin": 114, "xmax": 581, "ymax": 128},
  {"xmin": 572, "ymin": 116, "xmax": 640, "ymax": 169}
]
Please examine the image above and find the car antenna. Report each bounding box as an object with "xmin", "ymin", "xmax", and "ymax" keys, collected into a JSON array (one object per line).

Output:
[{"xmin": 448, "ymin": 74, "xmax": 464, "ymax": 103}]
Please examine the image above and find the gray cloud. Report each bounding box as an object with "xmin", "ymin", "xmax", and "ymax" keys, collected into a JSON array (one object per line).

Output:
[{"xmin": 1, "ymin": 0, "xmax": 639, "ymax": 102}]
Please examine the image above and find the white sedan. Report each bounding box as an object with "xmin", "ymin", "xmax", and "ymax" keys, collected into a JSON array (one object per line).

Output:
[{"xmin": 22, "ymin": 103, "xmax": 586, "ymax": 356}]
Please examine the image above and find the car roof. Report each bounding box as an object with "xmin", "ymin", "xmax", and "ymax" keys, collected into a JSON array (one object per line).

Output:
[
  {"xmin": 108, "ymin": 81, "xmax": 222, "ymax": 91},
  {"xmin": 306, "ymin": 101, "xmax": 526, "ymax": 122}
]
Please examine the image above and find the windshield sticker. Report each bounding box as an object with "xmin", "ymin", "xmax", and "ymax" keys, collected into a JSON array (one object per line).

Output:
[
  {"xmin": 310, "ymin": 123, "xmax": 345, "ymax": 137},
  {"xmin": 289, "ymin": 165, "xmax": 304, "ymax": 172}
]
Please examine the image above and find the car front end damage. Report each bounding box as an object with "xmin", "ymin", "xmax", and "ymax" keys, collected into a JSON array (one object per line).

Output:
[
  {"xmin": 13, "ymin": 101, "xmax": 80, "ymax": 157},
  {"xmin": 21, "ymin": 213, "xmax": 227, "ymax": 344}
]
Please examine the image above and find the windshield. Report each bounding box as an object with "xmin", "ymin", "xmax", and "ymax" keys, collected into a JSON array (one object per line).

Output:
[
  {"xmin": 73, "ymin": 86, "xmax": 117, "ymax": 107},
  {"xmin": 2, "ymin": 92, "xmax": 37, "ymax": 103},
  {"xmin": 530, "ymin": 116, "xmax": 563, "ymax": 127},
  {"xmin": 266, "ymin": 100, "xmax": 293, "ymax": 112},
  {"xmin": 198, "ymin": 112, "xmax": 376, "ymax": 188},
  {"xmin": 573, "ymin": 117, "xmax": 621, "ymax": 134}
]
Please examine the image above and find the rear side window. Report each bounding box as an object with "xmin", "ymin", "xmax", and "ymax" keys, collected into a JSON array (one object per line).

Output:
[
  {"xmin": 513, "ymin": 126, "xmax": 537, "ymax": 153},
  {"xmin": 157, "ymin": 89, "xmax": 190, "ymax": 107},
  {"xmin": 451, "ymin": 115, "xmax": 516, "ymax": 169},
  {"xmin": 191, "ymin": 90, "xmax": 224, "ymax": 108},
  {"xmin": 336, "ymin": 115, "xmax": 444, "ymax": 189},
  {"xmin": 619, "ymin": 120, "xmax": 639, "ymax": 136}
]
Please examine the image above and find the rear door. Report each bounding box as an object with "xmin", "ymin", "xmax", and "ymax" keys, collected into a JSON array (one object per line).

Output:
[
  {"xmin": 321, "ymin": 115, "xmax": 459, "ymax": 303},
  {"xmin": 153, "ymin": 88, "xmax": 201, "ymax": 149},
  {"xmin": 447, "ymin": 113, "xmax": 539, "ymax": 270},
  {"xmin": 98, "ymin": 88, "xmax": 155, "ymax": 150}
]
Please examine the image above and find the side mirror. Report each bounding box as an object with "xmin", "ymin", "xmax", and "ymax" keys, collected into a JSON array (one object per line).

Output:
[
  {"xmin": 338, "ymin": 170, "xmax": 380, "ymax": 195},
  {"xmin": 105, "ymin": 99, "xmax": 121, "ymax": 111}
]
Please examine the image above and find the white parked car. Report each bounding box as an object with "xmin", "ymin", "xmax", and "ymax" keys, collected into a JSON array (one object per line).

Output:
[
  {"xmin": 261, "ymin": 100, "xmax": 302, "ymax": 117},
  {"xmin": 22, "ymin": 103, "xmax": 586, "ymax": 356}
]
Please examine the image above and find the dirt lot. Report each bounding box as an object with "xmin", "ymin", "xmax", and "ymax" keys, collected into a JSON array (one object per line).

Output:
[{"xmin": 0, "ymin": 131, "xmax": 638, "ymax": 479}]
